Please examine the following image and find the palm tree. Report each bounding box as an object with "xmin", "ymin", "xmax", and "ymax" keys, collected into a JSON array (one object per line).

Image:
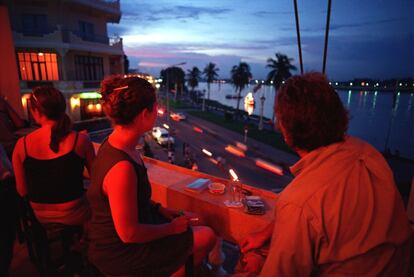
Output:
[
  {"xmin": 202, "ymin": 62, "xmax": 219, "ymax": 111},
  {"xmin": 230, "ymin": 62, "xmax": 252, "ymax": 112},
  {"xmin": 187, "ymin": 67, "xmax": 201, "ymax": 103},
  {"xmin": 187, "ymin": 66, "xmax": 201, "ymax": 92},
  {"xmin": 266, "ymin": 53, "xmax": 297, "ymax": 122},
  {"xmin": 266, "ymin": 53, "xmax": 297, "ymax": 89}
]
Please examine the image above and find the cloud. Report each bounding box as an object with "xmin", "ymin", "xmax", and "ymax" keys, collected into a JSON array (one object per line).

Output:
[
  {"xmin": 280, "ymin": 17, "xmax": 407, "ymax": 33},
  {"xmin": 119, "ymin": 3, "xmax": 232, "ymax": 25},
  {"xmin": 252, "ymin": 10, "xmax": 293, "ymax": 17}
]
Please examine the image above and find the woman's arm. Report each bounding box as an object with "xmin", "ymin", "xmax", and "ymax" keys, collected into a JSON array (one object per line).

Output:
[
  {"xmin": 104, "ymin": 161, "xmax": 189, "ymax": 244},
  {"xmin": 12, "ymin": 138, "xmax": 28, "ymax": 197},
  {"xmin": 78, "ymin": 132, "xmax": 95, "ymax": 177}
]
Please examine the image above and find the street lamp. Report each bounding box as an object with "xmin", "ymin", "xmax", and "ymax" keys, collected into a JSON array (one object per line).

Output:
[
  {"xmin": 166, "ymin": 62, "xmax": 186, "ymax": 122},
  {"xmin": 258, "ymin": 95, "xmax": 266, "ymax": 131}
]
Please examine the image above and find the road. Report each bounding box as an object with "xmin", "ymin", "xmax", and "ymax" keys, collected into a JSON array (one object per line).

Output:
[{"xmin": 147, "ymin": 114, "xmax": 293, "ymax": 191}]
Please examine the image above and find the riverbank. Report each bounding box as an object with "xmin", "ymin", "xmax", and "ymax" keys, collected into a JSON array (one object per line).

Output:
[{"xmin": 332, "ymin": 85, "xmax": 414, "ymax": 93}]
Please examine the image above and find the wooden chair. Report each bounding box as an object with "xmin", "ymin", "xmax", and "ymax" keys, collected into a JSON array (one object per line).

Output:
[{"xmin": 18, "ymin": 198, "xmax": 84, "ymax": 276}]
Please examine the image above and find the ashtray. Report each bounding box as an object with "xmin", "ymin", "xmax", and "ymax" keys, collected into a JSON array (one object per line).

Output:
[{"xmin": 208, "ymin": 182, "xmax": 226, "ymax": 194}]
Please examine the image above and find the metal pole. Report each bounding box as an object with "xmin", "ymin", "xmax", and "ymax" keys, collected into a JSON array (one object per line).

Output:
[
  {"xmin": 293, "ymin": 0, "xmax": 304, "ymax": 74},
  {"xmin": 322, "ymin": 0, "xmax": 332, "ymax": 74},
  {"xmin": 166, "ymin": 70, "xmax": 170, "ymax": 122},
  {"xmin": 259, "ymin": 95, "xmax": 265, "ymax": 130}
]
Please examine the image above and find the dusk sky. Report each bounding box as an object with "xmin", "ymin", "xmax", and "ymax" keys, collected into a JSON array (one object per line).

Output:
[{"xmin": 108, "ymin": 0, "xmax": 414, "ymax": 80}]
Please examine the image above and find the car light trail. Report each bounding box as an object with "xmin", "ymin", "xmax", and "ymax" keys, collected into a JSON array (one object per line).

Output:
[
  {"xmin": 224, "ymin": 145, "xmax": 245, "ymax": 157},
  {"xmin": 193, "ymin": 127, "xmax": 203, "ymax": 133},
  {"xmin": 202, "ymin": 149, "xmax": 212, "ymax": 157},
  {"xmin": 255, "ymin": 159, "xmax": 283, "ymax": 175},
  {"xmin": 229, "ymin": 169, "xmax": 239, "ymax": 181}
]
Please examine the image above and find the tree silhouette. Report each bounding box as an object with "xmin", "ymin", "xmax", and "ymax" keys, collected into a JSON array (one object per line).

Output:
[
  {"xmin": 266, "ymin": 53, "xmax": 296, "ymax": 89},
  {"xmin": 203, "ymin": 62, "xmax": 219, "ymax": 101},
  {"xmin": 187, "ymin": 66, "xmax": 201, "ymax": 92},
  {"xmin": 230, "ymin": 62, "xmax": 252, "ymax": 112},
  {"xmin": 160, "ymin": 66, "xmax": 185, "ymax": 97}
]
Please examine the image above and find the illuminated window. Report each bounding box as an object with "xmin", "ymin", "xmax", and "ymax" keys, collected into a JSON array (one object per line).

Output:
[{"xmin": 17, "ymin": 52, "xmax": 59, "ymax": 81}]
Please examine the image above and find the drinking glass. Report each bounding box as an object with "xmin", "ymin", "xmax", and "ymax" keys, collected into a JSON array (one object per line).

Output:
[{"xmin": 225, "ymin": 180, "xmax": 243, "ymax": 208}]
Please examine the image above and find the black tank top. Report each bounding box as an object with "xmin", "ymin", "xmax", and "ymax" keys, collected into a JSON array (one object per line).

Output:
[
  {"xmin": 87, "ymin": 140, "xmax": 165, "ymax": 249},
  {"xmin": 23, "ymin": 132, "xmax": 85, "ymax": 204}
]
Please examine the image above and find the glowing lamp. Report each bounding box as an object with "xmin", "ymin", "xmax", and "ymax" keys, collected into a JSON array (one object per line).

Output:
[{"xmin": 70, "ymin": 97, "xmax": 81, "ymax": 109}]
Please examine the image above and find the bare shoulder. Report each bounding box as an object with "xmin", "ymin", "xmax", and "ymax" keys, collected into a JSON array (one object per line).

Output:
[
  {"xmin": 104, "ymin": 160, "xmax": 137, "ymax": 193},
  {"xmin": 13, "ymin": 137, "xmax": 25, "ymax": 157}
]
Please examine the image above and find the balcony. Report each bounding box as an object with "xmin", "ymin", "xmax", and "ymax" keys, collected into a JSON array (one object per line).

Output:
[
  {"xmin": 10, "ymin": 141, "xmax": 277, "ymax": 275},
  {"xmin": 13, "ymin": 27, "xmax": 124, "ymax": 56}
]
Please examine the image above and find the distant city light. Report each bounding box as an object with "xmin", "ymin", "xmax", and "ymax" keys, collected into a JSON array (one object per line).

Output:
[
  {"xmin": 335, "ymin": 82, "xmax": 338, "ymax": 86},
  {"xmin": 399, "ymin": 83, "xmax": 402, "ymax": 86},
  {"xmin": 350, "ymin": 82, "xmax": 353, "ymax": 86},
  {"xmin": 366, "ymin": 83, "xmax": 369, "ymax": 86},
  {"xmin": 329, "ymin": 82, "xmax": 332, "ymax": 85},
  {"xmin": 38, "ymin": 52, "xmax": 44, "ymax": 56},
  {"xmin": 255, "ymin": 80, "xmax": 258, "ymax": 84},
  {"xmin": 270, "ymin": 81, "xmax": 273, "ymax": 84}
]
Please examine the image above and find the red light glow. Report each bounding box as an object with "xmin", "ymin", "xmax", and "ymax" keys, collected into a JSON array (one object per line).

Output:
[{"xmin": 193, "ymin": 127, "xmax": 203, "ymax": 133}]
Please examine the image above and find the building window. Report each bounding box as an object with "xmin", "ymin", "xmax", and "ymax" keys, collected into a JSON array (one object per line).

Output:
[
  {"xmin": 22, "ymin": 14, "xmax": 48, "ymax": 36},
  {"xmin": 17, "ymin": 52, "xmax": 59, "ymax": 81},
  {"xmin": 79, "ymin": 21, "xmax": 95, "ymax": 41},
  {"xmin": 75, "ymin": 55, "xmax": 104, "ymax": 81}
]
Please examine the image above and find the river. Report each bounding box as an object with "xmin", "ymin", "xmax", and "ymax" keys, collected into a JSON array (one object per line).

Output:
[{"xmin": 197, "ymin": 82, "xmax": 414, "ymax": 160}]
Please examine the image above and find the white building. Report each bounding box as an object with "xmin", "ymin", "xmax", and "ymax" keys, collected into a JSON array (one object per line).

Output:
[{"xmin": 4, "ymin": 0, "xmax": 125, "ymax": 95}]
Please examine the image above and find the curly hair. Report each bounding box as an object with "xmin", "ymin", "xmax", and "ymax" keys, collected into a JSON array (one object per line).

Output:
[
  {"xmin": 30, "ymin": 86, "xmax": 72, "ymax": 153},
  {"xmin": 100, "ymin": 75, "xmax": 156, "ymax": 126},
  {"xmin": 275, "ymin": 72, "xmax": 349, "ymax": 152}
]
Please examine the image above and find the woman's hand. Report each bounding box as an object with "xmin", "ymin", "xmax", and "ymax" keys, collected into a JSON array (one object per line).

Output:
[
  {"xmin": 242, "ymin": 251, "xmax": 265, "ymax": 274},
  {"xmin": 170, "ymin": 216, "xmax": 190, "ymax": 235},
  {"xmin": 240, "ymin": 232, "xmax": 268, "ymax": 254},
  {"xmin": 159, "ymin": 206, "xmax": 181, "ymax": 220}
]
